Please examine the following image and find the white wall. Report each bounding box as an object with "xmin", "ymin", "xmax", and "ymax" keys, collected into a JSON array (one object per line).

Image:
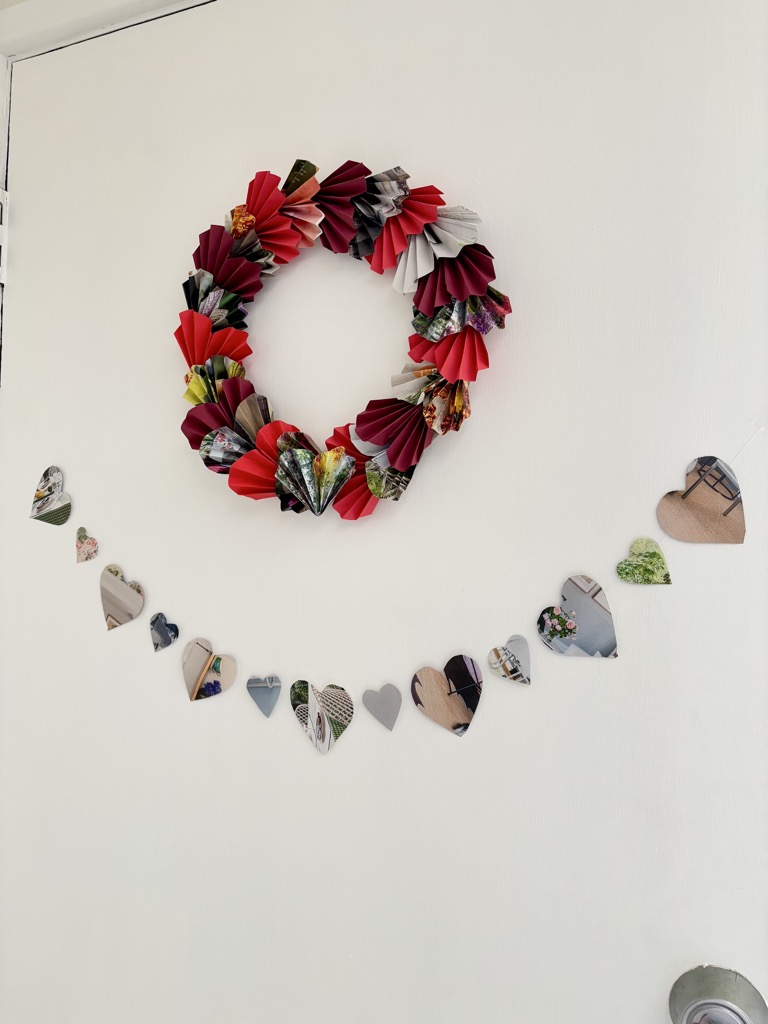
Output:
[{"xmin": 0, "ymin": 1, "xmax": 766, "ymax": 1022}]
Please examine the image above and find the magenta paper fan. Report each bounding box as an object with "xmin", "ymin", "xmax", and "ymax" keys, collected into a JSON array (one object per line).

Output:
[
  {"xmin": 192, "ymin": 225, "xmax": 263, "ymax": 301},
  {"xmin": 315, "ymin": 160, "xmax": 371, "ymax": 254},
  {"xmin": 408, "ymin": 327, "xmax": 489, "ymax": 383},
  {"xmin": 355, "ymin": 398, "xmax": 434, "ymax": 472},
  {"xmin": 413, "ymin": 244, "xmax": 496, "ymax": 315},
  {"xmin": 180, "ymin": 377, "xmax": 256, "ymax": 450}
]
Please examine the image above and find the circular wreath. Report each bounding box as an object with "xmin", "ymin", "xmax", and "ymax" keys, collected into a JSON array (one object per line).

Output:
[{"xmin": 174, "ymin": 160, "xmax": 511, "ymax": 520}]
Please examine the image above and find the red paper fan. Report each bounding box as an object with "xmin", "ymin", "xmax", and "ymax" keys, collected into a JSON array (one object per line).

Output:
[
  {"xmin": 413, "ymin": 244, "xmax": 495, "ymax": 315},
  {"xmin": 192, "ymin": 225, "xmax": 263, "ymax": 301},
  {"xmin": 407, "ymin": 333, "xmax": 437, "ymax": 364},
  {"xmin": 355, "ymin": 399, "xmax": 434, "ymax": 472},
  {"xmin": 408, "ymin": 327, "xmax": 488, "ymax": 383},
  {"xmin": 242, "ymin": 171, "xmax": 301, "ymax": 264},
  {"xmin": 174, "ymin": 310, "xmax": 252, "ymax": 367},
  {"xmin": 219, "ymin": 377, "xmax": 255, "ymax": 424},
  {"xmin": 367, "ymin": 186, "xmax": 445, "ymax": 275},
  {"xmin": 326, "ymin": 423, "xmax": 379, "ymax": 520},
  {"xmin": 228, "ymin": 419, "xmax": 298, "ymax": 500},
  {"xmin": 315, "ymin": 160, "xmax": 371, "ymax": 254}
]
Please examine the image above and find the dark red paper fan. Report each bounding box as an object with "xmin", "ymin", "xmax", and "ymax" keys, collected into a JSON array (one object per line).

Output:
[
  {"xmin": 326, "ymin": 424, "xmax": 379, "ymax": 521},
  {"xmin": 315, "ymin": 160, "xmax": 371, "ymax": 254},
  {"xmin": 181, "ymin": 378, "xmax": 255, "ymax": 450},
  {"xmin": 413, "ymin": 244, "xmax": 495, "ymax": 315},
  {"xmin": 368, "ymin": 186, "xmax": 445, "ymax": 275},
  {"xmin": 193, "ymin": 225, "xmax": 263, "ymax": 301},
  {"xmin": 243, "ymin": 171, "xmax": 301, "ymax": 264},
  {"xmin": 355, "ymin": 398, "xmax": 434, "ymax": 472},
  {"xmin": 228, "ymin": 419, "xmax": 299, "ymax": 500},
  {"xmin": 174, "ymin": 310, "xmax": 252, "ymax": 367}
]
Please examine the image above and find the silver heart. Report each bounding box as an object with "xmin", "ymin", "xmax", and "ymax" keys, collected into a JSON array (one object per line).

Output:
[
  {"xmin": 488, "ymin": 635, "xmax": 531, "ymax": 684},
  {"xmin": 362, "ymin": 683, "xmax": 402, "ymax": 731}
]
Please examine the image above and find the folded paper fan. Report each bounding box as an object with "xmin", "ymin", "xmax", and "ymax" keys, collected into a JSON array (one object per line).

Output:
[
  {"xmin": 422, "ymin": 377, "xmax": 471, "ymax": 434},
  {"xmin": 392, "ymin": 234, "xmax": 434, "ymax": 294},
  {"xmin": 409, "ymin": 326, "xmax": 489, "ymax": 383},
  {"xmin": 183, "ymin": 355, "xmax": 246, "ymax": 405},
  {"xmin": 424, "ymin": 205, "xmax": 481, "ymax": 259},
  {"xmin": 228, "ymin": 419, "xmax": 299, "ymax": 501},
  {"xmin": 368, "ymin": 186, "xmax": 445, "ymax": 274},
  {"xmin": 199, "ymin": 427, "xmax": 253, "ymax": 473},
  {"xmin": 192, "ymin": 225, "xmax": 263, "ymax": 301},
  {"xmin": 315, "ymin": 160, "xmax": 371, "ymax": 254},
  {"xmin": 392, "ymin": 206, "xmax": 481, "ymax": 294},
  {"xmin": 355, "ymin": 398, "xmax": 434, "ymax": 472},
  {"xmin": 413, "ymin": 244, "xmax": 495, "ymax": 315},
  {"xmin": 181, "ymin": 375, "xmax": 256, "ymax": 450},
  {"xmin": 412, "ymin": 286, "xmax": 511, "ymax": 342},
  {"xmin": 230, "ymin": 170, "xmax": 301, "ymax": 264},
  {"xmin": 280, "ymin": 159, "xmax": 324, "ymax": 248},
  {"xmin": 350, "ymin": 167, "xmax": 410, "ymax": 260},
  {"xmin": 407, "ymin": 334, "xmax": 437, "ymax": 364},
  {"xmin": 326, "ymin": 423, "xmax": 379, "ymax": 521},
  {"xmin": 174, "ymin": 310, "xmax": 252, "ymax": 368},
  {"xmin": 183, "ymin": 270, "xmax": 248, "ymax": 332},
  {"xmin": 276, "ymin": 446, "xmax": 356, "ymax": 516},
  {"xmin": 391, "ymin": 362, "xmax": 441, "ymax": 404},
  {"xmin": 234, "ymin": 393, "xmax": 271, "ymax": 444},
  {"xmin": 365, "ymin": 460, "xmax": 414, "ymax": 500}
]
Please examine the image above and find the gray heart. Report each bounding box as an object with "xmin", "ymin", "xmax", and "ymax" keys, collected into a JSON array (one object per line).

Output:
[
  {"xmin": 247, "ymin": 675, "xmax": 281, "ymax": 718},
  {"xmin": 488, "ymin": 635, "xmax": 531, "ymax": 684},
  {"xmin": 362, "ymin": 683, "xmax": 402, "ymax": 731}
]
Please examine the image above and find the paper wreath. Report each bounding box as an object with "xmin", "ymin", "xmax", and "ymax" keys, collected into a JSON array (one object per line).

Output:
[{"xmin": 176, "ymin": 160, "xmax": 511, "ymax": 520}]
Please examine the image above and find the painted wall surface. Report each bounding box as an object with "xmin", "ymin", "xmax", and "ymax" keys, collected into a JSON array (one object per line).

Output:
[{"xmin": 0, "ymin": 1, "xmax": 766, "ymax": 1022}]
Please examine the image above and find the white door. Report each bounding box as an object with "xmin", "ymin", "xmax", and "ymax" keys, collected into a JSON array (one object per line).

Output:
[{"xmin": 1, "ymin": 2, "xmax": 766, "ymax": 1022}]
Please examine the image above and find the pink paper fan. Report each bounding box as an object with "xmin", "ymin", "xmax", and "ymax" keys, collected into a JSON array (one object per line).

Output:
[
  {"xmin": 228, "ymin": 418, "xmax": 299, "ymax": 500},
  {"xmin": 413, "ymin": 244, "xmax": 495, "ymax": 315},
  {"xmin": 281, "ymin": 164, "xmax": 324, "ymax": 248},
  {"xmin": 174, "ymin": 310, "xmax": 252, "ymax": 367},
  {"xmin": 367, "ymin": 186, "xmax": 445, "ymax": 275},
  {"xmin": 315, "ymin": 160, "xmax": 371, "ymax": 254},
  {"xmin": 325, "ymin": 423, "xmax": 379, "ymax": 520},
  {"xmin": 242, "ymin": 171, "xmax": 301, "ymax": 264},
  {"xmin": 192, "ymin": 225, "xmax": 263, "ymax": 301},
  {"xmin": 355, "ymin": 399, "xmax": 434, "ymax": 472}
]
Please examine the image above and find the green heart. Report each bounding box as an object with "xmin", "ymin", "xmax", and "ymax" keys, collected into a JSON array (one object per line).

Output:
[{"xmin": 616, "ymin": 538, "xmax": 671, "ymax": 584}]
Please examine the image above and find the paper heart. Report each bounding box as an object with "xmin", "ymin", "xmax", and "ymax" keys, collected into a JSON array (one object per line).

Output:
[
  {"xmin": 75, "ymin": 526, "xmax": 99, "ymax": 563},
  {"xmin": 100, "ymin": 564, "xmax": 145, "ymax": 630},
  {"xmin": 290, "ymin": 681, "xmax": 354, "ymax": 753},
  {"xmin": 656, "ymin": 455, "xmax": 745, "ymax": 544},
  {"xmin": 362, "ymin": 683, "xmax": 402, "ymax": 731},
  {"xmin": 30, "ymin": 466, "xmax": 71, "ymax": 525},
  {"xmin": 182, "ymin": 638, "xmax": 237, "ymax": 701},
  {"xmin": 537, "ymin": 575, "xmax": 617, "ymax": 658},
  {"xmin": 247, "ymin": 675, "xmax": 281, "ymax": 718},
  {"xmin": 488, "ymin": 635, "xmax": 531, "ymax": 684},
  {"xmin": 150, "ymin": 612, "xmax": 179, "ymax": 651},
  {"xmin": 616, "ymin": 538, "xmax": 671, "ymax": 584},
  {"xmin": 411, "ymin": 655, "xmax": 483, "ymax": 737}
]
